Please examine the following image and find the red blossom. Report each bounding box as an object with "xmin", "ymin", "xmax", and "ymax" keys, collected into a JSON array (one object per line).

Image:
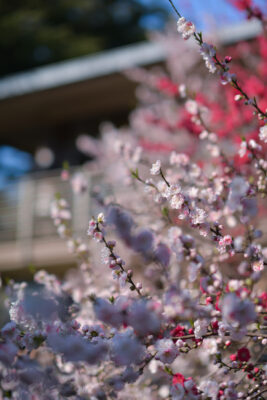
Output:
[
  {"xmin": 230, "ymin": 353, "xmax": 237, "ymax": 361},
  {"xmin": 245, "ymin": 363, "xmax": 254, "ymax": 372},
  {"xmin": 206, "ymin": 296, "xmax": 213, "ymax": 305},
  {"xmin": 230, "ymin": 0, "xmax": 252, "ymax": 10},
  {"xmin": 156, "ymin": 77, "xmax": 178, "ymax": 96},
  {"xmin": 139, "ymin": 139, "xmax": 175, "ymax": 153},
  {"xmin": 172, "ymin": 373, "xmax": 185, "ymax": 386},
  {"xmin": 170, "ymin": 324, "xmax": 186, "ymax": 341},
  {"xmin": 215, "ymin": 292, "xmax": 222, "ymax": 312},
  {"xmin": 237, "ymin": 347, "xmax": 251, "ymax": 362},
  {"xmin": 211, "ymin": 320, "xmax": 219, "ymax": 332},
  {"xmin": 258, "ymin": 292, "xmax": 267, "ymax": 309}
]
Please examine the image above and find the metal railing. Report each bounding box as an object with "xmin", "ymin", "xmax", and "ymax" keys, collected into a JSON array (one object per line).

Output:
[{"xmin": 0, "ymin": 168, "xmax": 100, "ymax": 271}]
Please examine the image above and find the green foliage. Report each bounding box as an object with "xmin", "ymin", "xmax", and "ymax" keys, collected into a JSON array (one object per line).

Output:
[
  {"xmin": 0, "ymin": 0, "xmax": 168, "ymax": 77},
  {"xmin": 130, "ymin": 168, "xmax": 139, "ymax": 179}
]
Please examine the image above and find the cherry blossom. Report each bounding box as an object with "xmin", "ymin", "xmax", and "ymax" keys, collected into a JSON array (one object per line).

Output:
[
  {"xmin": 177, "ymin": 17, "xmax": 196, "ymax": 40},
  {"xmin": 0, "ymin": 4, "xmax": 267, "ymax": 399}
]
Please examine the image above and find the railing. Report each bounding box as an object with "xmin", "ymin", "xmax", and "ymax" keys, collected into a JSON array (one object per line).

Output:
[{"xmin": 0, "ymin": 168, "xmax": 100, "ymax": 272}]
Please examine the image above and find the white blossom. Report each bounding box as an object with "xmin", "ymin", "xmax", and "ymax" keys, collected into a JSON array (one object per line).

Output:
[
  {"xmin": 185, "ymin": 100, "xmax": 198, "ymax": 115},
  {"xmin": 150, "ymin": 160, "xmax": 161, "ymax": 175},
  {"xmin": 202, "ymin": 338, "xmax": 217, "ymax": 354},
  {"xmin": 110, "ymin": 330, "xmax": 146, "ymax": 366},
  {"xmin": 200, "ymin": 380, "xmax": 219, "ymax": 400},
  {"xmin": 170, "ymin": 193, "xmax": 184, "ymax": 209},
  {"xmin": 239, "ymin": 140, "xmax": 247, "ymax": 158},
  {"xmin": 194, "ymin": 319, "xmax": 209, "ymax": 339},
  {"xmin": 259, "ymin": 124, "xmax": 267, "ymax": 143},
  {"xmin": 222, "ymin": 293, "xmax": 256, "ymax": 328},
  {"xmin": 155, "ymin": 339, "xmax": 179, "ymax": 364},
  {"xmin": 200, "ymin": 43, "xmax": 217, "ymax": 73},
  {"xmin": 177, "ymin": 17, "xmax": 196, "ymax": 40}
]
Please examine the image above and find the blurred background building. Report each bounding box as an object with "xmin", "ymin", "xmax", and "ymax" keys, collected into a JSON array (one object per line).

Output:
[{"xmin": 0, "ymin": 0, "xmax": 265, "ymax": 278}]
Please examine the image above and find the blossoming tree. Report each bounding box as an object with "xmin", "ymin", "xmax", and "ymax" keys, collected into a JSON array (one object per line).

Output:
[{"xmin": 0, "ymin": 1, "xmax": 267, "ymax": 399}]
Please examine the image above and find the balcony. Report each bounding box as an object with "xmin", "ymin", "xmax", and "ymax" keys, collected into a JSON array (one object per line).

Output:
[{"xmin": 0, "ymin": 169, "xmax": 99, "ymax": 276}]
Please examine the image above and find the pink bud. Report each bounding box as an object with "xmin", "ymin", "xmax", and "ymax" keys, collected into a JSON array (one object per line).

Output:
[{"xmin": 225, "ymin": 56, "xmax": 232, "ymax": 63}]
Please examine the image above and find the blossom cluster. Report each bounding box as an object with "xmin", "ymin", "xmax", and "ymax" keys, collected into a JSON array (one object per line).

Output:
[{"xmin": 0, "ymin": 3, "xmax": 267, "ymax": 400}]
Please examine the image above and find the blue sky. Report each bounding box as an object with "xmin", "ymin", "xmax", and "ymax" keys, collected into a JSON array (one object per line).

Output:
[
  {"xmin": 140, "ymin": 0, "xmax": 266, "ymax": 31},
  {"xmin": 0, "ymin": 146, "xmax": 33, "ymax": 188},
  {"xmin": 175, "ymin": 0, "xmax": 266, "ymax": 30}
]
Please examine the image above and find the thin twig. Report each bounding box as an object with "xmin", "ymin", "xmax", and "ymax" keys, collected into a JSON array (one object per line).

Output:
[{"xmin": 166, "ymin": 0, "xmax": 267, "ymax": 119}]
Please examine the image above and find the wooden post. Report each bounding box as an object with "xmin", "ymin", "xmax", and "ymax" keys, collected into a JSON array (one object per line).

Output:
[
  {"xmin": 72, "ymin": 174, "xmax": 90, "ymax": 235},
  {"xmin": 16, "ymin": 178, "xmax": 35, "ymax": 265}
]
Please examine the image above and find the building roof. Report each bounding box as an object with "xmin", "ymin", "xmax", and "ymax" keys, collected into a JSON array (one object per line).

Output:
[
  {"xmin": 0, "ymin": 42, "xmax": 165, "ymax": 101},
  {"xmin": 0, "ymin": 19, "xmax": 262, "ymax": 101}
]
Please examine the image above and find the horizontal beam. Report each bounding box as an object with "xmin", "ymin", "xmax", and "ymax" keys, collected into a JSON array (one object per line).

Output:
[{"xmin": 0, "ymin": 20, "xmax": 262, "ymax": 101}]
